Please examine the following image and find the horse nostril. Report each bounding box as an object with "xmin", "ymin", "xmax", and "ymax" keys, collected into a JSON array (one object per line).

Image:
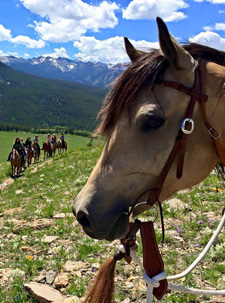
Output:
[{"xmin": 76, "ymin": 211, "xmax": 91, "ymax": 229}]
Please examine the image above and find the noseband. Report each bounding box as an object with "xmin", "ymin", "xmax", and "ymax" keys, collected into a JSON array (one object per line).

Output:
[{"xmin": 131, "ymin": 60, "xmax": 225, "ymax": 218}]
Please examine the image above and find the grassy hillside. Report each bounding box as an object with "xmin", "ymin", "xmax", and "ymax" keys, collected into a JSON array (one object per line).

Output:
[
  {"xmin": 0, "ymin": 62, "xmax": 107, "ymax": 130},
  {"xmin": 0, "ymin": 145, "xmax": 225, "ymax": 302}
]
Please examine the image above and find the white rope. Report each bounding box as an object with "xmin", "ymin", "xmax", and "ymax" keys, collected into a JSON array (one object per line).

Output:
[
  {"xmin": 168, "ymin": 283, "xmax": 225, "ymax": 296},
  {"xmin": 143, "ymin": 270, "xmax": 167, "ymax": 303},
  {"xmin": 121, "ymin": 211, "xmax": 225, "ymax": 302},
  {"xmin": 167, "ymin": 211, "xmax": 225, "ymax": 281}
]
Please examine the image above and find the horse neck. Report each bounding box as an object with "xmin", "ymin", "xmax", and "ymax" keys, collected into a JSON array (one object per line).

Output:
[{"xmin": 206, "ymin": 63, "xmax": 225, "ymax": 146}]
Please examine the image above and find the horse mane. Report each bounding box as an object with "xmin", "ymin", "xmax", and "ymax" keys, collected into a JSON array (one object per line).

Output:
[{"xmin": 96, "ymin": 43, "xmax": 225, "ymax": 137}]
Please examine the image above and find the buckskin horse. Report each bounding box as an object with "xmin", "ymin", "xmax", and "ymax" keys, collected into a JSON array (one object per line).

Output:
[
  {"xmin": 10, "ymin": 149, "xmax": 22, "ymax": 177},
  {"xmin": 72, "ymin": 18, "xmax": 225, "ymax": 303}
]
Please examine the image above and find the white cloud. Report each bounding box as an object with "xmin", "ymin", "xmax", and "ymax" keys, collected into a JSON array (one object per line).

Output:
[
  {"xmin": 203, "ymin": 25, "xmax": 213, "ymax": 31},
  {"xmin": 11, "ymin": 35, "xmax": 46, "ymax": 48},
  {"xmin": 202, "ymin": 23, "xmax": 225, "ymax": 32},
  {"xmin": 0, "ymin": 24, "xmax": 12, "ymax": 41},
  {"xmin": 73, "ymin": 36, "xmax": 159, "ymax": 64},
  {"xmin": 0, "ymin": 50, "xmax": 19, "ymax": 57},
  {"xmin": 190, "ymin": 31, "xmax": 225, "ymax": 51},
  {"xmin": 43, "ymin": 47, "xmax": 69, "ymax": 58},
  {"xmin": 33, "ymin": 19, "xmax": 87, "ymax": 43},
  {"xmin": 215, "ymin": 23, "xmax": 225, "ymax": 30},
  {"xmin": 19, "ymin": 0, "xmax": 119, "ymax": 43},
  {"xmin": 24, "ymin": 53, "xmax": 30, "ymax": 58},
  {"xmin": 122, "ymin": 0, "xmax": 188, "ymax": 22},
  {"xmin": 193, "ymin": 0, "xmax": 225, "ymax": 3}
]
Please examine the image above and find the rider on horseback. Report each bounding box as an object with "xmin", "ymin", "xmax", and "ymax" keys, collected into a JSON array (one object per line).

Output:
[
  {"xmin": 25, "ymin": 137, "xmax": 32, "ymax": 150},
  {"xmin": 7, "ymin": 137, "xmax": 25, "ymax": 164},
  {"xmin": 46, "ymin": 133, "xmax": 52, "ymax": 156},
  {"xmin": 60, "ymin": 133, "xmax": 65, "ymax": 148},
  {"xmin": 25, "ymin": 137, "xmax": 33, "ymax": 155},
  {"xmin": 20, "ymin": 138, "xmax": 27, "ymax": 166},
  {"xmin": 33, "ymin": 135, "xmax": 41, "ymax": 155},
  {"xmin": 52, "ymin": 133, "xmax": 58, "ymax": 148}
]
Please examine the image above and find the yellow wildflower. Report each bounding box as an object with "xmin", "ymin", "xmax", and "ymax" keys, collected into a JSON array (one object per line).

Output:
[{"xmin": 27, "ymin": 255, "xmax": 32, "ymax": 260}]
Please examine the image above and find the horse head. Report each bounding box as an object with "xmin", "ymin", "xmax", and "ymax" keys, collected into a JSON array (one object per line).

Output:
[
  {"xmin": 73, "ymin": 17, "xmax": 225, "ymax": 241},
  {"xmin": 12, "ymin": 149, "xmax": 16, "ymax": 161}
]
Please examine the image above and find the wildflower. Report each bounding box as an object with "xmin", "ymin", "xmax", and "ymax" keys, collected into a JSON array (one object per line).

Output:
[
  {"xmin": 70, "ymin": 193, "xmax": 72, "ymax": 196},
  {"xmin": 213, "ymin": 187, "xmax": 222, "ymax": 192},
  {"xmin": 195, "ymin": 243, "xmax": 200, "ymax": 247},
  {"xmin": 197, "ymin": 221, "xmax": 203, "ymax": 224},
  {"xmin": 55, "ymin": 254, "xmax": 59, "ymax": 258},
  {"xmin": 177, "ymin": 228, "xmax": 182, "ymax": 233},
  {"xmin": 27, "ymin": 255, "xmax": 32, "ymax": 260},
  {"xmin": 21, "ymin": 219, "xmax": 25, "ymax": 222}
]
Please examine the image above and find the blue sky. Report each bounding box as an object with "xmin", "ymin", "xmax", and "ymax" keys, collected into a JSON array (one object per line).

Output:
[{"xmin": 0, "ymin": 0, "xmax": 225, "ymax": 64}]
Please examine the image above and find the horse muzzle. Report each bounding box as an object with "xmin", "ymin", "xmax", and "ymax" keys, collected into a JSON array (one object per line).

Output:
[{"xmin": 72, "ymin": 195, "xmax": 129, "ymax": 241}]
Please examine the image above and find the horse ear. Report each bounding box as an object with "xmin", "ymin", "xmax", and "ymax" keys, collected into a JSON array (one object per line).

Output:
[
  {"xmin": 156, "ymin": 17, "xmax": 195, "ymax": 70},
  {"xmin": 124, "ymin": 37, "xmax": 146, "ymax": 62}
]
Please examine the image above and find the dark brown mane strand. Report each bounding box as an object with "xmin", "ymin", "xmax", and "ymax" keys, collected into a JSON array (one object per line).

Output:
[
  {"xmin": 96, "ymin": 43, "xmax": 225, "ymax": 137},
  {"xmin": 184, "ymin": 43, "xmax": 225, "ymax": 66}
]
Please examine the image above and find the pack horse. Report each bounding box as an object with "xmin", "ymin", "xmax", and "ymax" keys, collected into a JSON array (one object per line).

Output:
[{"xmin": 72, "ymin": 17, "xmax": 225, "ymax": 303}]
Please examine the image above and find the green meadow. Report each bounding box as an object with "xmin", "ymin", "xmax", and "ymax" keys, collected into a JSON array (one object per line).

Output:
[
  {"xmin": 0, "ymin": 136, "xmax": 225, "ymax": 302},
  {"xmin": 0, "ymin": 131, "xmax": 96, "ymax": 163}
]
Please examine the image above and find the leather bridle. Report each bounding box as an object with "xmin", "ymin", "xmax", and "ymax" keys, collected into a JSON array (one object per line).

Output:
[
  {"xmin": 130, "ymin": 59, "xmax": 225, "ymax": 218},
  {"xmin": 119, "ymin": 59, "xmax": 225, "ymax": 301}
]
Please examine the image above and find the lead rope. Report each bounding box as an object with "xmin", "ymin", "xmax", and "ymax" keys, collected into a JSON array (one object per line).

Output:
[{"xmin": 121, "ymin": 210, "xmax": 225, "ymax": 302}]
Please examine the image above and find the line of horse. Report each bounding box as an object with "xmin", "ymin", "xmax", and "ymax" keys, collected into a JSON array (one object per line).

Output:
[{"xmin": 9, "ymin": 140, "xmax": 67, "ymax": 178}]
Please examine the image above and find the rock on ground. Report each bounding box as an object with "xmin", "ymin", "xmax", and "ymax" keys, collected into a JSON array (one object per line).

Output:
[
  {"xmin": 24, "ymin": 282, "xmax": 65, "ymax": 303},
  {"xmin": 63, "ymin": 297, "xmax": 81, "ymax": 303},
  {"xmin": 165, "ymin": 198, "xmax": 188, "ymax": 211}
]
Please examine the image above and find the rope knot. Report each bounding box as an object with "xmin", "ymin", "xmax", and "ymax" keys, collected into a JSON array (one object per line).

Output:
[{"xmin": 143, "ymin": 270, "xmax": 168, "ymax": 289}]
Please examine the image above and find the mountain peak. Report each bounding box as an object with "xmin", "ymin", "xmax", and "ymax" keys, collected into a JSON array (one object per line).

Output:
[{"xmin": 0, "ymin": 56, "xmax": 125, "ymax": 87}]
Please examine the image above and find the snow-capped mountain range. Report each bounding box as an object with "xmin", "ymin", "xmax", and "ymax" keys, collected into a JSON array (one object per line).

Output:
[{"xmin": 0, "ymin": 56, "xmax": 126, "ymax": 88}]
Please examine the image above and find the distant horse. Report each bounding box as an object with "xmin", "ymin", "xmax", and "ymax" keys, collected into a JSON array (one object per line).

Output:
[
  {"xmin": 26, "ymin": 148, "xmax": 32, "ymax": 166},
  {"xmin": 10, "ymin": 149, "xmax": 22, "ymax": 177},
  {"xmin": 51, "ymin": 141, "xmax": 57, "ymax": 156},
  {"xmin": 58, "ymin": 140, "xmax": 67, "ymax": 153},
  {"xmin": 42, "ymin": 142, "xmax": 53, "ymax": 159},
  {"xmin": 32, "ymin": 143, "xmax": 40, "ymax": 163}
]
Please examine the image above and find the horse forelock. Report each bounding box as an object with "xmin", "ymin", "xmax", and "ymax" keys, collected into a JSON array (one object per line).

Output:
[{"xmin": 95, "ymin": 43, "xmax": 225, "ymax": 138}]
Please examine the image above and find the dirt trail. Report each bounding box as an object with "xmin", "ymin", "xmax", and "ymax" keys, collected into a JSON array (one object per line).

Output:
[
  {"xmin": 0, "ymin": 178, "xmax": 14, "ymax": 190},
  {"xmin": 0, "ymin": 158, "xmax": 53, "ymax": 190}
]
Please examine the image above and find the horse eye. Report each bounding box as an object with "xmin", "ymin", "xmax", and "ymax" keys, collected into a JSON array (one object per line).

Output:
[{"xmin": 141, "ymin": 115, "xmax": 165, "ymax": 132}]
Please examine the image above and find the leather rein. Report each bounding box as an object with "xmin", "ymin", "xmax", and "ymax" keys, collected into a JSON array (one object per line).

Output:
[{"xmin": 130, "ymin": 59, "xmax": 225, "ymax": 218}]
